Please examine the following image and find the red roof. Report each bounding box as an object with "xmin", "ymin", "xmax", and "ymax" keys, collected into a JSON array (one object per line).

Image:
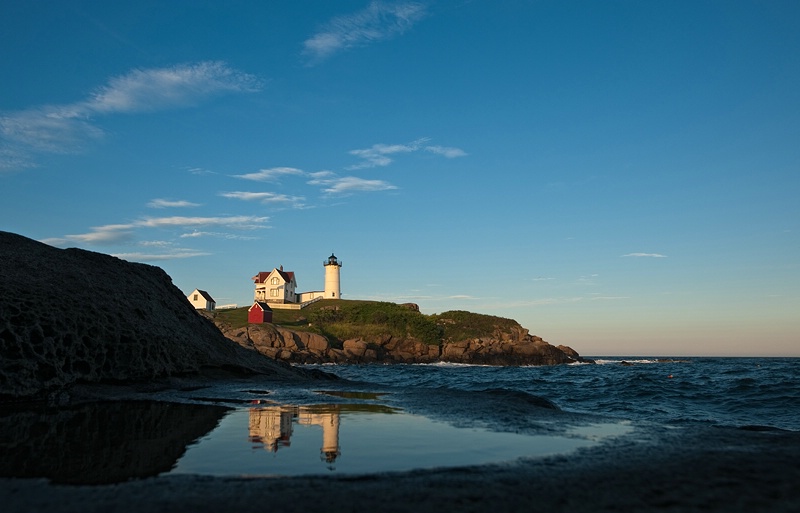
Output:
[
  {"xmin": 252, "ymin": 272, "xmax": 270, "ymax": 283},
  {"xmin": 252, "ymin": 269, "xmax": 295, "ymax": 283},
  {"xmin": 249, "ymin": 301, "xmax": 273, "ymax": 312}
]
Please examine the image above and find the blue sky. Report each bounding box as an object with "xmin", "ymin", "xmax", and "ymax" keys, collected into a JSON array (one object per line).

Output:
[{"xmin": 2, "ymin": 1, "xmax": 798, "ymax": 356}]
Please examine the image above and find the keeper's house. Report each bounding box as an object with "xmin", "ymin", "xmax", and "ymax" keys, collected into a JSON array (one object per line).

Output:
[{"xmin": 252, "ymin": 266, "xmax": 298, "ymax": 304}]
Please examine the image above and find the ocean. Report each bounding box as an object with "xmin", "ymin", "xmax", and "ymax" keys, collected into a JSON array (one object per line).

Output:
[
  {"xmin": 302, "ymin": 357, "xmax": 800, "ymax": 432},
  {"xmin": 3, "ymin": 357, "xmax": 798, "ymax": 483}
]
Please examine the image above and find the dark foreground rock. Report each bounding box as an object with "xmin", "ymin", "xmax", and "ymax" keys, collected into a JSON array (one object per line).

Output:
[{"xmin": 0, "ymin": 231, "xmax": 310, "ymax": 401}]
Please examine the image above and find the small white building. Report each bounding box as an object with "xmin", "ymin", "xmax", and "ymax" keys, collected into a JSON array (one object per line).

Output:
[{"xmin": 187, "ymin": 289, "xmax": 216, "ymax": 311}]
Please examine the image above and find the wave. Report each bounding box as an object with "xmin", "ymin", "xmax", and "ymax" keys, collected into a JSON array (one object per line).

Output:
[{"xmin": 592, "ymin": 358, "xmax": 660, "ymax": 365}]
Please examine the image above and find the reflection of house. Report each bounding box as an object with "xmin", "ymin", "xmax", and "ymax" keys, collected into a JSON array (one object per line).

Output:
[
  {"xmin": 187, "ymin": 289, "xmax": 216, "ymax": 311},
  {"xmin": 248, "ymin": 405, "xmax": 341, "ymax": 463},
  {"xmin": 248, "ymin": 406, "xmax": 293, "ymax": 452},
  {"xmin": 252, "ymin": 254, "xmax": 343, "ymax": 310}
]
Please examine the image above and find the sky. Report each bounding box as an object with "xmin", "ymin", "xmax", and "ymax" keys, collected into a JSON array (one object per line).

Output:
[{"xmin": 1, "ymin": 1, "xmax": 798, "ymax": 357}]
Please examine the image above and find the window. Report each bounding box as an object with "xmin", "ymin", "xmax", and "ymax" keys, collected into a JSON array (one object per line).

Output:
[
  {"xmin": 270, "ymin": 288, "xmax": 280, "ymax": 297},
  {"xmin": 271, "ymin": 277, "xmax": 279, "ymax": 285},
  {"xmin": 193, "ymin": 294, "xmax": 198, "ymax": 301}
]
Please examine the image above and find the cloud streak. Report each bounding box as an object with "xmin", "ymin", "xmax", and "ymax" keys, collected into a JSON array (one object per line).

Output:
[
  {"xmin": 622, "ymin": 253, "xmax": 668, "ymax": 258},
  {"xmin": 308, "ymin": 173, "xmax": 399, "ymax": 195},
  {"xmin": 303, "ymin": 1, "xmax": 427, "ymax": 63},
  {"xmin": 112, "ymin": 249, "xmax": 213, "ymax": 261},
  {"xmin": 1, "ymin": 61, "xmax": 261, "ymax": 170},
  {"xmin": 85, "ymin": 61, "xmax": 261, "ymax": 114},
  {"xmin": 233, "ymin": 167, "xmax": 306, "ymax": 182},
  {"xmin": 41, "ymin": 215, "xmax": 269, "ymax": 247},
  {"xmin": 221, "ymin": 191, "xmax": 307, "ymax": 208},
  {"xmin": 347, "ymin": 138, "xmax": 467, "ymax": 169},
  {"xmin": 147, "ymin": 199, "xmax": 201, "ymax": 208},
  {"xmin": 229, "ymin": 165, "xmax": 404, "ymax": 198}
]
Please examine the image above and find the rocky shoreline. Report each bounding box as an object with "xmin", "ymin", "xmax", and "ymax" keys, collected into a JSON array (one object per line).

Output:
[{"xmin": 217, "ymin": 318, "xmax": 589, "ymax": 366}]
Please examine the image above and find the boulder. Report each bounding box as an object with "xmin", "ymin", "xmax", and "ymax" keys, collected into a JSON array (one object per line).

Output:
[{"xmin": 343, "ymin": 339, "xmax": 368, "ymax": 358}]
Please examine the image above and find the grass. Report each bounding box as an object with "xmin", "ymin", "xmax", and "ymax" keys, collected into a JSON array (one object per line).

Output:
[
  {"xmin": 214, "ymin": 300, "xmax": 378, "ymax": 330},
  {"xmin": 432, "ymin": 310, "xmax": 522, "ymax": 342},
  {"xmin": 213, "ymin": 301, "xmax": 524, "ymax": 346}
]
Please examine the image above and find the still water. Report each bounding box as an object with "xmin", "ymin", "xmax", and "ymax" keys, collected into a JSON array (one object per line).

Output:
[
  {"xmin": 171, "ymin": 402, "xmax": 627, "ymax": 477},
  {"xmin": 0, "ymin": 388, "xmax": 631, "ymax": 484}
]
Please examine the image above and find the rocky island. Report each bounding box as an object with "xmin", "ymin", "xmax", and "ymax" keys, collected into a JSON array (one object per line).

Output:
[{"xmin": 214, "ymin": 302, "xmax": 589, "ymax": 366}]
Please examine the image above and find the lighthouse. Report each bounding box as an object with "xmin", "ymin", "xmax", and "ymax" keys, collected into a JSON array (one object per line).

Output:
[
  {"xmin": 324, "ymin": 253, "xmax": 342, "ymax": 298},
  {"xmin": 322, "ymin": 253, "xmax": 342, "ymax": 299}
]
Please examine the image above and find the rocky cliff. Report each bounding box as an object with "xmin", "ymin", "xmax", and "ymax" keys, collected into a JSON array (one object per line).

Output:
[
  {"xmin": 215, "ymin": 306, "xmax": 589, "ymax": 366},
  {"xmin": 0, "ymin": 231, "xmax": 309, "ymax": 401}
]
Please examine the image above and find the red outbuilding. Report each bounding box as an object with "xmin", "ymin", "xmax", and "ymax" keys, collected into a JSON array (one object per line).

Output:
[{"xmin": 248, "ymin": 301, "xmax": 273, "ymax": 324}]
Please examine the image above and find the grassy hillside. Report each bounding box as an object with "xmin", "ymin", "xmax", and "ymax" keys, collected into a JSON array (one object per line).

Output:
[
  {"xmin": 432, "ymin": 310, "xmax": 522, "ymax": 342},
  {"xmin": 214, "ymin": 300, "xmax": 525, "ymax": 346}
]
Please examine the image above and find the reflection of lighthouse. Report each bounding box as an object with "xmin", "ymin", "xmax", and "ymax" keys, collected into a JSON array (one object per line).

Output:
[
  {"xmin": 249, "ymin": 405, "xmax": 342, "ymax": 465},
  {"xmin": 298, "ymin": 409, "xmax": 341, "ymax": 464},
  {"xmin": 324, "ymin": 253, "xmax": 342, "ymax": 299},
  {"xmin": 321, "ymin": 412, "xmax": 341, "ymax": 463}
]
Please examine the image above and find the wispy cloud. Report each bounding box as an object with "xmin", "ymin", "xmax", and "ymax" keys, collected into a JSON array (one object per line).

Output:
[
  {"xmin": 0, "ymin": 61, "xmax": 261, "ymax": 170},
  {"xmin": 307, "ymin": 173, "xmax": 398, "ymax": 195},
  {"xmin": 42, "ymin": 215, "xmax": 269, "ymax": 247},
  {"xmin": 112, "ymin": 249, "xmax": 213, "ymax": 261},
  {"xmin": 220, "ymin": 191, "xmax": 307, "ymax": 208},
  {"xmin": 425, "ymin": 145, "xmax": 468, "ymax": 158},
  {"xmin": 134, "ymin": 215, "xmax": 268, "ymax": 229},
  {"xmin": 347, "ymin": 137, "xmax": 467, "ymax": 169},
  {"xmin": 84, "ymin": 61, "xmax": 261, "ymax": 114},
  {"xmin": 303, "ymin": 1, "xmax": 427, "ymax": 63},
  {"xmin": 622, "ymin": 253, "xmax": 668, "ymax": 258},
  {"xmin": 147, "ymin": 198, "xmax": 201, "ymax": 208},
  {"xmin": 228, "ymin": 162, "xmax": 406, "ymax": 199},
  {"xmin": 589, "ymin": 295, "xmax": 629, "ymax": 301},
  {"xmin": 347, "ymin": 138, "xmax": 428, "ymax": 169},
  {"xmin": 233, "ymin": 167, "xmax": 306, "ymax": 182},
  {"xmin": 179, "ymin": 231, "xmax": 259, "ymax": 240}
]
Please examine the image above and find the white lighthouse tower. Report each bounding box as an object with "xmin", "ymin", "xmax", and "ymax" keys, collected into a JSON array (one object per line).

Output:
[{"xmin": 323, "ymin": 253, "xmax": 342, "ymax": 299}]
